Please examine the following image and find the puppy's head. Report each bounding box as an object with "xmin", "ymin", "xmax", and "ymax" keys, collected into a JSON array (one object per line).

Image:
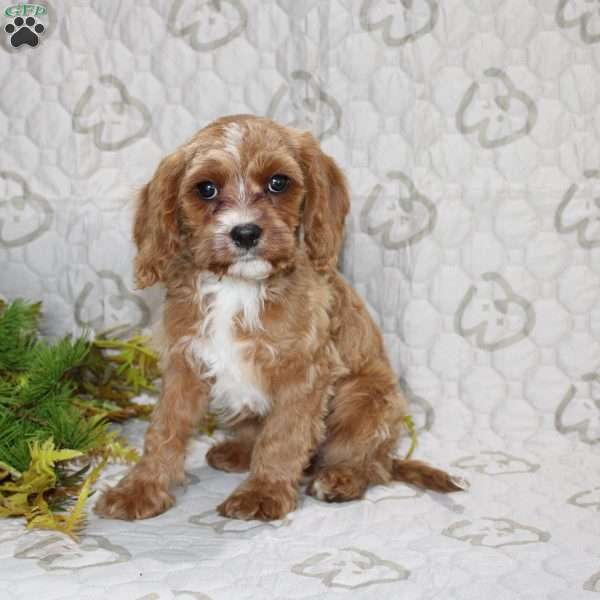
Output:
[{"xmin": 133, "ymin": 115, "xmax": 349, "ymax": 287}]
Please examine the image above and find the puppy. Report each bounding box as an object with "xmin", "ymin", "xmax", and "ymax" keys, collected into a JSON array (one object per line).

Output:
[{"xmin": 95, "ymin": 115, "xmax": 463, "ymax": 522}]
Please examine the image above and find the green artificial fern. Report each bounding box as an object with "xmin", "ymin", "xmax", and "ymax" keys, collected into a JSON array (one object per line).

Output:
[
  {"xmin": 0, "ymin": 299, "xmax": 41, "ymax": 373},
  {"xmin": 0, "ymin": 297, "xmax": 157, "ymax": 538}
]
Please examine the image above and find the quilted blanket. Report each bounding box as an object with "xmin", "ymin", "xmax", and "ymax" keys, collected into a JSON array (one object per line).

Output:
[{"xmin": 1, "ymin": 1, "xmax": 600, "ymax": 598}]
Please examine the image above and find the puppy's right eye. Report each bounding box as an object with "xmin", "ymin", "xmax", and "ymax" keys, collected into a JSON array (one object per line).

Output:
[{"xmin": 196, "ymin": 181, "xmax": 218, "ymax": 201}]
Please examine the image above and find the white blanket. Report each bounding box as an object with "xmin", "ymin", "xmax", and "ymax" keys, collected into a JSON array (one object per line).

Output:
[{"xmin": 1, "ymin": 1, "xmax": 600, "ymax": 598}]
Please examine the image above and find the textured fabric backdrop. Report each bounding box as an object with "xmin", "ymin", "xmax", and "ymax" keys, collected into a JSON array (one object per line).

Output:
[{"xmin": 2, "ymin": 1, "xmax": 600, "ymax": 598}]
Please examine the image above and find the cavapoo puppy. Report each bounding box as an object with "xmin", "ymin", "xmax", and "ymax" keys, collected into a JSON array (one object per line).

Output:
[{"xmin": 95, "ymin": 115, "xmax": 463, "ymax": 522}]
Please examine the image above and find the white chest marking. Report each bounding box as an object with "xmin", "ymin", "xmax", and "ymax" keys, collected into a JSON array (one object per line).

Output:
[{"xmin": 185, "ymin": 274, "xmax": 270, "ymax": 420}]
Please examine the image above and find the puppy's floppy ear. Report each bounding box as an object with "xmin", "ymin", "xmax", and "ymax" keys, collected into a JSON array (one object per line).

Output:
[
  {"xmin": 299, "ymin": 133, "xmax": 350, "ymax": 272},
  {"xmin": 133, "ymin": 150, "xmax": 185, "ymax": 288}
]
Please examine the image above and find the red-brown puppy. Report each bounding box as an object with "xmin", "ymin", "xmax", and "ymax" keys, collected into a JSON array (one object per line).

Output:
[{"xmin": 95, "ymin": 115, "xmax": 463, "ymax": 522}]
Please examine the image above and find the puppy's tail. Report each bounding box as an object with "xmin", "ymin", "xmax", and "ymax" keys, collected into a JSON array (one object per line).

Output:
[{"xmin": 391, "ymin": 459, "xmax": 468, "ymax": 493}]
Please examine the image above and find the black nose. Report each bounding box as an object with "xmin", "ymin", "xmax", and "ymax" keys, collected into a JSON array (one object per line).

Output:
[{"xmin": 230, "ymin": 223, "xmax": 262, "ymax": 250}]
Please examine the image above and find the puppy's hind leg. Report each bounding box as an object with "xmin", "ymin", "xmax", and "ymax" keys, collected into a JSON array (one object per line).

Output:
[
  {"xmin": 307, "ymin": 364, "xmax": 403, "ymax": 502},
  {"xmin": 307, "ymin": 364, "xmax": 463, "ymax": 502}
]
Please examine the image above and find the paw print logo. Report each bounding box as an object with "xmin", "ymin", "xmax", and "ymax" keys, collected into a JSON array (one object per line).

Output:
[
  {"xmin": 568, "ymin": 487, "xmax": 600, "ymax": 511},
  {"xmin": 555, "ymin": 372, "xmax": 600, "ymax": 445},
  {"xmin": 456, "ymin": 68, "xmax": 538, "ymax": 149},
  {"xmin": 359, "ymin": 0, "xmax": 439, "ymax": 46},
  {"xmin": 292, "ymin": 547, "xmax": 410, "ymax": 589},
  {"xmin": 556, "ymin": 0, "xmax": 600, "ymax": 44},
  {"xmin": 15, "ymin": 534, "xmax": 131, "ymax": 571},
  {"xmin": 267, "ymin": 70, "xmax": 342, "ymax": 141},
  {"xmin": 452, "ymin": 451, "xmax": 540, "ymax": 476},
  {"xmin": 360, "ymin": 172, "xmax": 437, "ymax": 249},
  {"xmin": 188, "ymin": 509, "xmax": 291, "ymax": 536},
  {"xmin": 73, "ymin": 270, "xmax": 150, "ymax": 333},
  {"xmin": 555, "ymin": 170, "xmax": 600, "ymax": 249},
  {"xmin": 167, "ymin": 0, "xmax": 248, "ymax": 51},
  {"xmin": 454, "ymin": 272, "xmax": 536, "ymax": 351},
  {"xmin": 73, "ymin": 75, "xmax": 151, "ymax": 151},
  {"xmin": 0, "ymin": 171, "xmax": 52, "ymax": 247},
  {"xmin": 443, "ymin": 517, "xmax": 550, "ymax": 548},
  {"xmin": 4, "ymin": 15, "xmax": 44, "ymax": 47}
]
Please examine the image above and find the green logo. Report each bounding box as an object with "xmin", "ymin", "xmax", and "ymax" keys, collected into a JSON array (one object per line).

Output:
[{"xmin": 4, "ymin": 4, "xmax": 46, "ymax": 17}]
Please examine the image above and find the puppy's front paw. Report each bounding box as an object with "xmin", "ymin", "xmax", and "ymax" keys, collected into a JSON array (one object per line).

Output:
[
  {"xmin": 217, "ymin": 480, "xmax": 297, "ymax": 521},
  {"xmin": 94, "ymin": 480, "xmax": 175, "ymax": 520}
]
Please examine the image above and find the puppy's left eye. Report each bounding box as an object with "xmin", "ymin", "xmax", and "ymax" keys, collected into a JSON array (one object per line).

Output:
[{"xmin": 267, "ymin": 174, "xmax": 289, "ymax": 194}]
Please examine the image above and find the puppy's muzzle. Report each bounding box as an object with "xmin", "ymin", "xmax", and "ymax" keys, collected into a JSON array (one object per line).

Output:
[{"xmin": 230, "ymin": 223, "xmax": 262, "ymax": 250}]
